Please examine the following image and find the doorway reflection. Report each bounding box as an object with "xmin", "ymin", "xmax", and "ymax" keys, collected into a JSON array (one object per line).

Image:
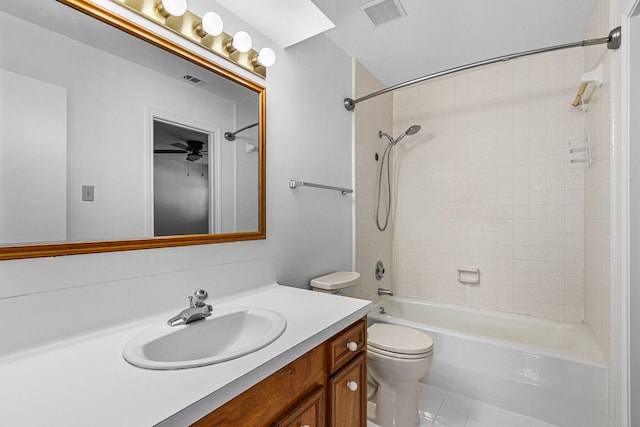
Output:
[{"xmin": 153, "ymin": 119, "xmax": 212, "ymax": 236}]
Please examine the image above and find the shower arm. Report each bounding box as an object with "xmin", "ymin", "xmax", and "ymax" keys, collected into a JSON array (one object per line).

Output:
[
  {"xmin": 343, "ymin": 26, "xmax": 621, "ymax": 111},
  {"xmin": 232, "ymin": 122, "xmax": 258, "ymax": 135},
  {"xmin": 224, "ymin": 122, "xmax": 259, "ymax": 141}
]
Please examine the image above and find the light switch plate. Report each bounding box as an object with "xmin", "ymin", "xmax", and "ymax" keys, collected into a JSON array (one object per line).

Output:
[{"xmin": 82, "ymin": 185, "xmax": 94, "ymax": 201}]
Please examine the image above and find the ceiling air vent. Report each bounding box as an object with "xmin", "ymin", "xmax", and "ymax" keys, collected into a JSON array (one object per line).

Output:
[
  {"xmin": 360, "ymin": 0, "xmax": 407, "ymax": 26},
  {"xmin": 182, "ymin": 74, "xmax": 206, "ymax": 85}
]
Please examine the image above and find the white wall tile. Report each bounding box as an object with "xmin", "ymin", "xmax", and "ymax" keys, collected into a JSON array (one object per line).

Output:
[
  {"xmin": 391, "ymin": 49, "xmax": 587, "ymax": 322},
  {"xmin": 582, "ymin": 0, "xmax": 612, "ymax": 370}
]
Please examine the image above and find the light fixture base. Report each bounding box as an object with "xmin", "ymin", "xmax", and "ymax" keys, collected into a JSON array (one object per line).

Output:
[{"xmin": 114, "ymin": 0, "xmax": 267, "ymax": 78}]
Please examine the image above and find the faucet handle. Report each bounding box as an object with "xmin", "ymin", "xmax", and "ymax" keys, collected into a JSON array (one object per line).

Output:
[{"xmin": 190, "ymin": 289, "xmax": 209, "ymax": 307}]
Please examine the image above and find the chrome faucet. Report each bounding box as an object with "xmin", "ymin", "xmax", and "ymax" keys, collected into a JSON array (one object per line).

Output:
[
  {"xmin": 377, "ymin": 287, "xmax": 393, "ymax": 296},
  {"xmin": 167, "ymin": 289, "xmax": 213, "ymax": 326}
]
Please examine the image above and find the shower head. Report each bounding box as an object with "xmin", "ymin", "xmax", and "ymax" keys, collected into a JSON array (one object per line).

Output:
[
  {"xmin": 378, "ymin": 124, "xmax": 422, "ymax": 146},
  {"xmin": 405, "ymin": 125, "xmax": 421, "ymax": 135},
  {"xmin": 391, "ymin": 124, "xmax": 421, "ymax": 145}
]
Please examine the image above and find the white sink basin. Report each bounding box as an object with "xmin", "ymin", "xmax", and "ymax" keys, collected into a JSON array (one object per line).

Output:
[{"xmin": 123, "ymin": 307, "xmax": 287, "ymax": 370}]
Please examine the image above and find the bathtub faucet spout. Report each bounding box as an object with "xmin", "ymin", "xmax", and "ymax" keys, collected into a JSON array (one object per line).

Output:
[{"xmin": 378, "ymin": 287, "xmax": 394, "ymax": 296}]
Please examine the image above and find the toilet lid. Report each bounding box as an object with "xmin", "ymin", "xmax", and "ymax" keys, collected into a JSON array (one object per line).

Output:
[{"xmin": 367, "ymin": 323, "xmax": 433, "ymax": 355}]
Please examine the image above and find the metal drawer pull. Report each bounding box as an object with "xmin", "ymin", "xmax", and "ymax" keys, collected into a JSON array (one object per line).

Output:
[
  {"xmin": 301, "ymin": 425, "xmax": 310, "ymax": 427},
  {"xmin": 347, "ymin": 341, "xmax": 358, "ymax": 351},
  {"xmin": 347, "ymin": 381, "xmax": 358, "ymax": 392}
]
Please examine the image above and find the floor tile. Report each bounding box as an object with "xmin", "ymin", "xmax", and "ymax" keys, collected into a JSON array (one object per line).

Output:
[
  {"xmin": 369, "ymin": 382, "xmax": 559, "ymax": 427},
  {"xmin": 440, "ymin": 391, "xmax": 473, "ymax": 413},
  {"xmin": 530, "ymin": 420, "xmax": 557, "ymax": 427},
  {"xmin": 419, "ymin": 417, "xmax": 434, "ymax": 427},
  {"xmin": 435, "ymin": 392, "xmax": 472, "ymax": 427},
  {"xmin": 464, "ymin": 419, "xmax": 496, "ymax": 427},
  {"xmin": 467, "ymin": 400, "xmax": 500, "ymax": 424},
  {"xmin": 498, "ymin": 409, "xmax": 531, "ymax": 427},
  {"xmin": 418, "ymin": 384, "xmax": 447, "ymax": 421}
]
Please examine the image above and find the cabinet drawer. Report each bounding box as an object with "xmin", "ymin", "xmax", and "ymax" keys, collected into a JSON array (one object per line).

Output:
[
  {"xmin": 192, "ymin": 345, "xmax": 326, "ymax": 427},
  {"xmin": 327, "ymin": 318, "xmax": 366, "ymax": 373},
  {"xmin": 328, "ymin": 352, "xmax": 366, "ymax": 427},
  {"xmin": 272, "ymin": 385, "xmax": 325, "ymax": 427}
]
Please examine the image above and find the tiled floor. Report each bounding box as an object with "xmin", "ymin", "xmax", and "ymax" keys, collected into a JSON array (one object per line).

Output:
[{"xmin": 367, "ymin": 383, "xmax": 558, "ymax": 427}]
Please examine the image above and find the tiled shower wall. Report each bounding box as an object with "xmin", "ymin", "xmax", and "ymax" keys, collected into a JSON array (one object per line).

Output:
[
  {"xmin": 582, "ymin": 0, "xmax": 613, "ymax": 424},
  {"xmin": 583, "ymin": 0, "xmax": 612, "ymax": 364},
  {"xmin": 348, "ymin": 60, "xmax": 394, "ymax": 302},
  {"xmin": 391, "ymin": 48, "xmax": 588, "ymax": 322}
]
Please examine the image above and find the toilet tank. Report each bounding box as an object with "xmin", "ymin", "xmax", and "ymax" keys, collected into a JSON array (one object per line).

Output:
[{"xmin": 310, "ymin": 271, "xmax": 361, "ymax": 294}]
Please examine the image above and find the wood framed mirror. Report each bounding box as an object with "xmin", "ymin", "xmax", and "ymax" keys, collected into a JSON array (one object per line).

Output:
[{"xmin": 0, "ymin": 0, "xmax": 266, "ymax": 260}]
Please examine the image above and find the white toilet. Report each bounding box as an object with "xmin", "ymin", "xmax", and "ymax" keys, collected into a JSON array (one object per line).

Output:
[
  {"xmin": 309, "ymin": 272, "xmax": 434, "ymax": 427},
  {"xmin": 367, "ymin": 323, "xmax": 434, "ymax": 427}
]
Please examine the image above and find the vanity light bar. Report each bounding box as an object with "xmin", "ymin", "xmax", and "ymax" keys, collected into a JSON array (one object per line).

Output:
[{"xmin": 113, "ymin": 0, "xmax": 275, "ymax": 78}]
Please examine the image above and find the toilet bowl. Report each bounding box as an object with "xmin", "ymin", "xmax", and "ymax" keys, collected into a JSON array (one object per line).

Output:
[{"xmin": 367, "ymin": 323, "xmax": 433, "ymax": 427}]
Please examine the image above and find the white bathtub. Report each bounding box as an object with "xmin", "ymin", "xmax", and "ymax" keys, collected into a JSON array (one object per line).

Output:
[{"xmin": 368, "ymin": 297, "xmax": 608, "ymax": 427}]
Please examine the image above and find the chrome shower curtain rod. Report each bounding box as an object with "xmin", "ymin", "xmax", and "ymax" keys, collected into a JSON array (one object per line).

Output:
[{"xmin": 343, "ymin": 26, "xmax": 621, "ymax": 111}]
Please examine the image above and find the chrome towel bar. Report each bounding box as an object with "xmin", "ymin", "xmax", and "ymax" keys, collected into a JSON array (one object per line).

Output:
[{"xmin": 289, "ymin": 180, "xmax": 353, "ymax": 196}]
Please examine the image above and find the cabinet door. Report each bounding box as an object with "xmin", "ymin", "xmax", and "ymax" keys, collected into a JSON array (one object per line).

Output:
[
  {"xmin": 328, "ymin": 352, "xmax": 366, "ymax": 427},
  {"xmin": 272, "ymin": 385, "xmax": 325, "ymax": 427}
]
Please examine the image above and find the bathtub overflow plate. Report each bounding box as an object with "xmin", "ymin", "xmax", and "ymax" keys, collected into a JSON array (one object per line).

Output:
[{"xmin": 375, "ymin": 260, "xmax": 385, "ymax": 281}]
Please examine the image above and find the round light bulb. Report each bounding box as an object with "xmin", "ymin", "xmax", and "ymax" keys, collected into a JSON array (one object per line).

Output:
[
  {"xmin": 160, "ymin": 0, "xmax": 187, "ymax": 17},
  {"xmin": 257, "ymin": 47, "xmax": 276, "ymax": 67},
  {"xmin": 201, "ymin": 12, "xmax": 223, "ymax": 36},
  {"xmin": 231, "ymin": 31, "xmax": 252, "ymax": 53}
]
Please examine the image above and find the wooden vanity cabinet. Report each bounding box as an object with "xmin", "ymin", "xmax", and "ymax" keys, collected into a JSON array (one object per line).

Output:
[
  {"xmin": 272, "ymin": 385, "xmax": 326, "ymax": 427},
  {"xmin": 191, "ymin": 317, "xmax": 367, "ymax": 427},
  {"xmin": 326, "ymin": 319, "xmax": 367, "ymax": 427},
  {"xmin": 191, "ymin": 344, "xmax": 326, "ymax": 427}
]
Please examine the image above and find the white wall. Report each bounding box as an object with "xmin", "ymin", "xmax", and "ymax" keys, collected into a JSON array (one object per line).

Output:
[
  {"xmin": 0, "ymin": 0, "xmax": 354, "ymax": 354},
  {"xmin": 610, "ymin": 1, "xmax": 635, "ymax": 425},
  {"xmin": 625, "ymin": 2, "xmax": 640, "ymax": 426},
  {"xmin": 235, "ymin": 99, "xmax": 260, "ymax": 232},
  {"xmin": 391, "ymin": 49, "xmax": 587, "ymax": 322},
  {"xmin": 0, "ymin": 70, "xmax": 67, "ymax": 243},
  {"xmin": 266, "ymin": 34, "xmax": 354, "ymax": 287}
]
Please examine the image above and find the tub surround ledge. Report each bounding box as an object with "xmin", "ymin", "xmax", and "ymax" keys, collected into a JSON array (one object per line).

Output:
[{"xmin": 0, "ymin": 285, "xmax": 370, "ymax": 427}]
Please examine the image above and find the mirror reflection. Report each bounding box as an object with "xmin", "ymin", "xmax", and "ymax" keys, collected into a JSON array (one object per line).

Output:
[
  {"xmin": 153, "ymin": 119, "xmax": 211, "ymax": 236},
  {"xmin": 0, "ymin": 0, "xmax": 262, "ymax": 249}
]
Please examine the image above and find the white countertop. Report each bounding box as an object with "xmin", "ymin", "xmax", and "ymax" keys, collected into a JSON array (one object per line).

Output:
[{"xmin": 0, "ymin": 285, "xmax": 371, "ymax": 426}]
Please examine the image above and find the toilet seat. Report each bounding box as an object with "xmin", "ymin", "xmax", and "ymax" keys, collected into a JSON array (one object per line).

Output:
[
  {"xmin": 367, "ymin": 323, "xmax": 434, "ymax": 359},
  {"xmin": 367, "ymin": 345, "xmax": 432, "ymax": 360}
]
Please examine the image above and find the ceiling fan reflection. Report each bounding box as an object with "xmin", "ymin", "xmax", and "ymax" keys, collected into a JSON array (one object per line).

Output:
[{"xmin": 154, "ymin": 140, "xmax": 207, "ymax": 162}]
